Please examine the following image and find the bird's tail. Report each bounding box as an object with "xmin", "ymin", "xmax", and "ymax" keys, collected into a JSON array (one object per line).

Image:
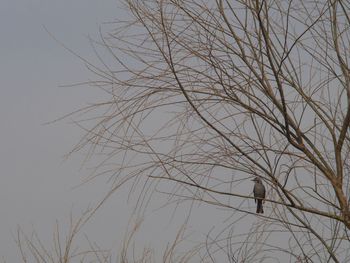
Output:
[{"xmin": 257, "ymin": 200, "xmax": 264, "ymax": 213}]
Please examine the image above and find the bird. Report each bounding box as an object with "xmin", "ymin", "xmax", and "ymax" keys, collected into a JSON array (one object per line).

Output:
[{"xmin": 252, "ymin": 177, "xmax": 266, "ymax": 213}]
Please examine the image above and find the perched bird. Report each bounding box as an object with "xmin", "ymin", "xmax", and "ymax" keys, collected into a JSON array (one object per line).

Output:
[{"xmin": 252, "ymin": 177, "xmax": 266, "ymax": 213}]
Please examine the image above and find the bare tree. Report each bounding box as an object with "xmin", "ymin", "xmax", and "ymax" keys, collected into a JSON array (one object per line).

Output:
[{"xmin": 49, "ymin": 0, "xmax": 350, "ymax": 262}]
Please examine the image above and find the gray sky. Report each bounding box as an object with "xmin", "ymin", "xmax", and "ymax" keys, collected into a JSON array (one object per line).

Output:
[
  {"xmin": 1, "ymin": 1, "xmax": 345, "ymax": 261},
  {"xmin": 0, "ymin": 1, "xmax": 264, "ymax": 261},
  {"xmin": 0, "ymin": 0, "xmax": 131, "ymax": 260},
  {"xmin": 0, "ymin": 1, "xmax": 219, "ymax": 261}
]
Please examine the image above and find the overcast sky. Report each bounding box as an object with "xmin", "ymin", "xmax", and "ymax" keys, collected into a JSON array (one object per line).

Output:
[
  {"xmin": 2, "ymin": 0, "xmax": 347, "ymax": 261},
  {"xmin": 0, "ymin": 1, "xmax": 219, "ymax": 261},
  {"xmin": 0, "ymin": 1, "xmax": 265, "ymax": 261},
  {"xmin": 0, "ymin": 0, "xmax": 132, "ymax": 260}
]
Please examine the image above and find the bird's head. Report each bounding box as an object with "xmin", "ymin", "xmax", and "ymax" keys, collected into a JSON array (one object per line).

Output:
[{"xmin": 251, "ymin": 177, "xmax": 262, "ymax": 183}]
